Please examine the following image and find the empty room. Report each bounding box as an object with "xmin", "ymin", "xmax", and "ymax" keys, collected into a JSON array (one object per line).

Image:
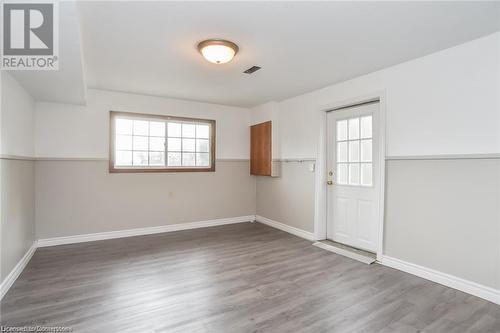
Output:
[{"xmin": 1, "ymin": 1, "xmax": 499, "ymax": 332}]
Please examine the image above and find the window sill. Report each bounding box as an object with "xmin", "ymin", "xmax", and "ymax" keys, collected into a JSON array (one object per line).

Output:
[{"xmin": 109, "ymin": 166, "xmax": 215, "ymax": 173}]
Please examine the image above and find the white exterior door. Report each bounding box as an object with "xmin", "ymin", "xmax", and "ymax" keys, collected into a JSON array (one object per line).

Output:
[{"xmin": 326, "ymin": 102, "xmax": 380, "ymax": 252}]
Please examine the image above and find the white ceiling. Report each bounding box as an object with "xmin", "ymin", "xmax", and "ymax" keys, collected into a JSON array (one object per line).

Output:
[
  {"xmin": 10, "ymin": 1, "xmax": 500, "ymax": 108},
  {"xmin": 8, "ymin": 1, "xmax": 87, "ymax": 105}
]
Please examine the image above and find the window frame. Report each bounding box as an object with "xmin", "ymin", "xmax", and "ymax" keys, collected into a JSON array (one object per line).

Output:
[{"xmin": 109, "ymin": 111, "xmax": 216, "ymax": 173}]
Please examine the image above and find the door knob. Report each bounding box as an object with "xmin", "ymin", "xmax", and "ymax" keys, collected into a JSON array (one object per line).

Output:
[{"xmin": 327, "ymin": 180, "xmax": 333, "ymax": 185}]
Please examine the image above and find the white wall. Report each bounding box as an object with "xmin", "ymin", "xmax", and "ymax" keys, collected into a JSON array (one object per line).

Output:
[
  {"xmin": 256, "ymin": 162, "xmax": 315, "ymax": 232},
  {"xmin": 1, "ymin": 72, "xmax": 36, "ymax": 157},
  {"xmin": 0, "ymin": 73, "xmax": 36, "ymax": 286},
  {"xmin": 250, "ymin": 101, "xmax": 281, "ymax": 160},
  {"xmin": 253, "ymin": 32, "xmax": 500, "ymax": 159},
  {"xmin": 1, "ymin": 160, "xmax": 35, "ymax": 283},
  {"xmin": 251, "ymin": 32, "xmax": 500, "ymax": 295},
  {"xmin": 35, "ymin": 160, "xmax": 255, "ymax": 239},
  {"xmin": 35, "ymin": 89, "xmax": 252, "ymax": 159},
  {"xmin": 33, "ymin": 88, "xmax": 256, "ymax": 239},
  {"xmin": 384, "ymin": 159, "xmax": 499, "ymax": 289}
]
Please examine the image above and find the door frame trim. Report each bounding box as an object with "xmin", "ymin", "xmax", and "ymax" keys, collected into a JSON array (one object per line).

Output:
[{"xmin": 314, "ymin": 91, "xmax": 387, "ymax": 261}]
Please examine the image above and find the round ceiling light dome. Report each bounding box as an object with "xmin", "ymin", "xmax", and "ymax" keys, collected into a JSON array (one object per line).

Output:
[{"xmin": 197, "ymin": 39, "xmax": 239, "ymax": 64}]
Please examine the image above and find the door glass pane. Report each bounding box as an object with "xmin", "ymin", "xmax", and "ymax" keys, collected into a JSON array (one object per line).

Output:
[
  {"xmin": 349, "ymin": 141, "xmax": 359, "ymax": 162},
  {"xmin": 167, "ymin": 152, "xmax": 181, "ymax": 166},
  {"xmin": 133, "ymin": 120, "xmax": 148, "ymax": 136},
  {"xmin": 337, "ymin": 142, "xmax": 347, "ymax": 162},
  {"xmin": 133, "ymin": 136, "xmax": 148, "ymax": 150},
  {"xmin": 182, "ymin": 124, "xmax": 196, "ymax": 138},
  {"xmin": 196, "ymin": 125, "xmax": 210, "ymax": 139},
  {"xmin": 361, "ymin": 163, "xmax": 372, "ymax": 186},
  {"xmin": 196, "ymin": 139, "xmax": 209, "ymax": 153},
  {"xmin": 149, "ymin": 137, "xmax": 165, "ymax": 151},
  {"xmin": 168, "ymin": 138, "xmax": 181, "ymax": 151},
  {"xmin": 349, "ymin": 163, "xmax": 360, "ymax": 185},
  {"xmin": 168, "ymin": 123, "xmax": 181, "ymax": 137},
  {"xmin": 361, "ymin": 116, "xmax": 372, "ymax": 139},
  {"xmin": 116, "ymin": 119, "xmax": 132, "ymax": 135},
  {"xmin": 182, "ymin": 153, "xmax": 196, "ymax": 166},
  {"xmin": 333, "ymin": 114, "xmax": 374, "ymax": 187},
  {"xmin": 116, "ymin": 135, "xmax": 132, "ymax": 150},
  {"xmin": 116, "ymin": 151, "xmax": 132, "ymax": 166},
  {"xmin": 149, "ymin": 152, "xmax": 165, "ymax": 166},
  {"xmin": 150, "ymin": 121, "xmax": 165, "ymax": 137},
  {"xmin": 348, "ymin": 118, "xmax": 359, "ymax": 140},
  {"xmin": 182, "ymin": 139, "xmax": 196, "ymax": 152},
  {"xmin": 361, "ymin": 139, "xmax": 372, "ymax": 162},
  {"xmin": 196, "ymin": 153, "xmax": 210, "ymax": 166},
  {"xmin": 337, "ymin": 163, "xmax": 348, "ymax": 184},
  {"xmin": 133, "ymin": 151, "xmax": 148, "ymax": 166},
  {"xmin": 337, "ymin": 120, "xmax": 347, "ymax": 141}
]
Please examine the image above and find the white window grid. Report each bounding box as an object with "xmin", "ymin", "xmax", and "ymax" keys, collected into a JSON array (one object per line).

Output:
[
  {"xmin": 115, "ymin": 118, "xmax": 212, "ymax": 168},
  {"xmin": 336, "ymin": 115, "xmax": 373, "ymax": 187}
]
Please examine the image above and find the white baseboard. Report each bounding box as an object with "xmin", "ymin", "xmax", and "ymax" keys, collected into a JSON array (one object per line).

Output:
[
  {"xmin": 1, "ymin": 241, "xmax": 37, "ymax": 300},
  {"xmin": 381, "ymin": 255, "xmax": 500, "ymax": 305},
  {"xmin": 255, "ymin": 215, "xmax": 315, "ymax": 241},
  {"xmin": 37, "ymin": 215, "xmax": 255, "ymax": 247}
]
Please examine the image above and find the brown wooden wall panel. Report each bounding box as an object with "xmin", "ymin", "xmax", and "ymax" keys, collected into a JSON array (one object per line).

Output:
[{"xmin": 250, "ymin": 121, "xmax": 272, "ymax": 176}]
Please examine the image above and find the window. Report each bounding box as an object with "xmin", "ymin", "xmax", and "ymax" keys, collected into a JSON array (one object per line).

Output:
[
  {"xmin": 109, "ymin": 111, "xmax": 215, "ymax": 172},
  {"xmin": 336, "ymin": 115, "xmax": 372, "ymax": 186}
]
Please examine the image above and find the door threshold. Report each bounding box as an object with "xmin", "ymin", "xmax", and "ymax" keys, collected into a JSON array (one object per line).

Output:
[{"xmin": 313, "ymin": 240, "xmax": 376, "ymax": 264}]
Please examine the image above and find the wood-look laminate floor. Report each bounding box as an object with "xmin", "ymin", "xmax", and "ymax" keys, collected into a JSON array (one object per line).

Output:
[{"xmin": 1, "ymin": 222, "xmax": 499, "ymax": 333}]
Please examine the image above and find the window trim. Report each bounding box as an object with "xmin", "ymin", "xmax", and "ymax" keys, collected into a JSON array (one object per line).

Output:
[{"xmin": 109, "ymin": 111, "xmax": 216, "ymax": 173}]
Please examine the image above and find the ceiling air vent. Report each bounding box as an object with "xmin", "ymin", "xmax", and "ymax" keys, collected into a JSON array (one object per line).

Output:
[{"xmin": 243, "ymin": 66, "xmax": 261, "ymax": 74}]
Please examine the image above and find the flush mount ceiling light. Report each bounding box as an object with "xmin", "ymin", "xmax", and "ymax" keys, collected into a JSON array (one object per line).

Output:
[{"xmin": 197, "ymin": 39, "xmax": 239, "ymax": 64}]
